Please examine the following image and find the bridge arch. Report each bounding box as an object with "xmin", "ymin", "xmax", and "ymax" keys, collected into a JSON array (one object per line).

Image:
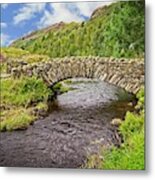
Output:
[{"xmin": 11, "ymin": 57, "xmax": 144, "ymax": 94}]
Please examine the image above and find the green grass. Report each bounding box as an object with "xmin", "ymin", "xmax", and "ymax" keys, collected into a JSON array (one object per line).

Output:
[
  {"xmin": 0, "ymin": 108, "xmax": 35, "ymax": 131},
  {"xmin": 119, "ymin": 111, "xmax": 144, "ymax": 141},
  {"xmin": 1, "ymin": 46, "xmax": 49, "ymax": 64},
  {"xmin": 103, "ymin": 112, "xmax": 144, "ymax": 170},
  {"xmin": 0, "ymin": 76, "xmax": 51, "ymax": 131},
  {"xmin": 0, "ymin": 63, "xmax": 7, "ymax": 73},
  {"xmin": 0, "ymin": 47, "xmax": 51, "ymax": 75},
  {"xmin": 86, "ymin": 88, "xmax": 145, "ymax": 170},
  {"xmin": 20, "ymin": 54, "xmax": 50, "ymax": 64},
  {"xmin": 53, "ymin": 81, "xmax": 74, "ymax": 94},
  {"xmin": 1, "ymin": 76, "xmax": 51, "ymax": 107},
  {"xmin": 35, "ymin": 102, "xmax": 48, "ymax": 111},
  {"xmin": 1, "ymin": 47, "xmax": 29, "ymax": 58}
]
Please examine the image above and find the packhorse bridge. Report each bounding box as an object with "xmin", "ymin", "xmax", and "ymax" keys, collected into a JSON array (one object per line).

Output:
[{"xmin": 10, "ymin": 56, "xmax": 144, "ymax": 94}]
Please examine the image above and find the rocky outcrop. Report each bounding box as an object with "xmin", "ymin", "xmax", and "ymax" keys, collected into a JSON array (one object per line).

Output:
[{"xmin": 10, "ymin": 56, "xmax": 144, "ymax": 94}]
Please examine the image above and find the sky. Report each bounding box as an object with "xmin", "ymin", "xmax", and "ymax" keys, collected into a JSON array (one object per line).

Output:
[{"xmin": 0, "ymin": 1, "xmax": 112, "ymax": 47}]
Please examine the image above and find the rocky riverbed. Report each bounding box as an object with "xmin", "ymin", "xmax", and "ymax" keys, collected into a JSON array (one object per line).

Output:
[{"xmin": 0, "ymin": 78, "xmax": 135, "ymax": 168}]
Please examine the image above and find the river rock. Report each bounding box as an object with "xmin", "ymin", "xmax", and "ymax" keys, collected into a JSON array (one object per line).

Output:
[{"xmin": 110, "ymin": 118, "xmax": 122, "ymax": 126}]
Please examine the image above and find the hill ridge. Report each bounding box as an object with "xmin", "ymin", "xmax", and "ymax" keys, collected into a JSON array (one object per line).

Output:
[{"xmin": 11, "ymin": 1, "xmax": 144, "ymax": 58}]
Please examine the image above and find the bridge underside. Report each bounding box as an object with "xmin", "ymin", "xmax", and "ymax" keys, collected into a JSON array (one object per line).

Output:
[{"xmin": 11, "ymin": 57, "xmax": 144, "ymax": 94}]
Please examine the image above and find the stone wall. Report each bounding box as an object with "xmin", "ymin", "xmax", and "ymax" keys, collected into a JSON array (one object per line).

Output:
[{"xmin": 10, "ymin": 56, "xmax": 144, "ymax": 94}]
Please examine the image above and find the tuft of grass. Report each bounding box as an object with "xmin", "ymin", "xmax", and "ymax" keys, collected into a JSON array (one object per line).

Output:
[
  {"xmin": 0, "ymin": 108, "xmax": 35, "ymax": 131},
  {"xmin": 63, "ymin": 79, "xmax": 72, "ymax": 84},
  {"xmin": 53, "ymin": 82, "xmax": 73, "ymax": 94},
  {"xmin": 35, "ymin": 102, "xmax": 48, "ymax": 111}
]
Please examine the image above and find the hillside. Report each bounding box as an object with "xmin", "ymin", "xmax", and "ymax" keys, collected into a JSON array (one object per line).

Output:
[{"xmin": 11, "ymin": 1, "xmax": 145, "ymax": 58}]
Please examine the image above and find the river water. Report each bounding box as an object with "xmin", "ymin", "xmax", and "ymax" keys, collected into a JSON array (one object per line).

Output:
[{"xmin": 0, "ymin": 78, "xmax": 135, "ymax": 168}]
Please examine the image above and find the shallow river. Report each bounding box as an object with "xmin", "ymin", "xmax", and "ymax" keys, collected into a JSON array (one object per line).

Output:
[{"xmin": 0, "ymin": 78, "xmax": 135, "ymax": 168}]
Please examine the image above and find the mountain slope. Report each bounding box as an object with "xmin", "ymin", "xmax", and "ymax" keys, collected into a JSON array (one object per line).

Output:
[{"xmin": 11, "ymin": 1, "xmax": 145, "ymax": 58}]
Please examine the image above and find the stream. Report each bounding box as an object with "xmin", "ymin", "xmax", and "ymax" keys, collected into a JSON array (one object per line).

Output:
[{"xmin": 0, "ymin": 78, "xmax": 135, "ymax": 168}]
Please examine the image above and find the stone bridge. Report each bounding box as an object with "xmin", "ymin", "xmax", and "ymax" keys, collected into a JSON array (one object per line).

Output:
[{"xmin": 11, "ymin": 57, "xmax": 144, "ymax": 94}]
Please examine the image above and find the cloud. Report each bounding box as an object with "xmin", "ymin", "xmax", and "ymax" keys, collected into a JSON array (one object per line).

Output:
[
  {"xmin": 0, "ymin": 33, "xmax": 11, "ymax": 47},
  {"xmin": 38, "ymin": 2, "xmax": 112, "ymax": 28},
  {"xmin": 1, "ymin": 4, "xmax": 8, "ymax": 9},
  {"xmin": 74, "ymin": 2, "xmax": 112, "ymax": 17},
  {"xmin": 13, "ymin": 3, "xmax": 46, "ymax": 25},
  {"xmin": 38, "ymin": 3, "xmax": 83, "ymax": 28},
  {"xmin": 1, "ymin": 22, "xmax": 7, "ymax": 28}
]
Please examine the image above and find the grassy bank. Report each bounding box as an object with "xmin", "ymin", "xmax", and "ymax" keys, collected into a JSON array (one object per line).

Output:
[
  {"xmin": 0, "ymin": 76, "xmax": 51, "ymax": 131},
  {"xmin": 0, "ymin": 76, "xmax": 71, "ymax": 131},
  {"xmin": 86, "ymin": 88, "xmax": 144, "ymax": 170}
]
